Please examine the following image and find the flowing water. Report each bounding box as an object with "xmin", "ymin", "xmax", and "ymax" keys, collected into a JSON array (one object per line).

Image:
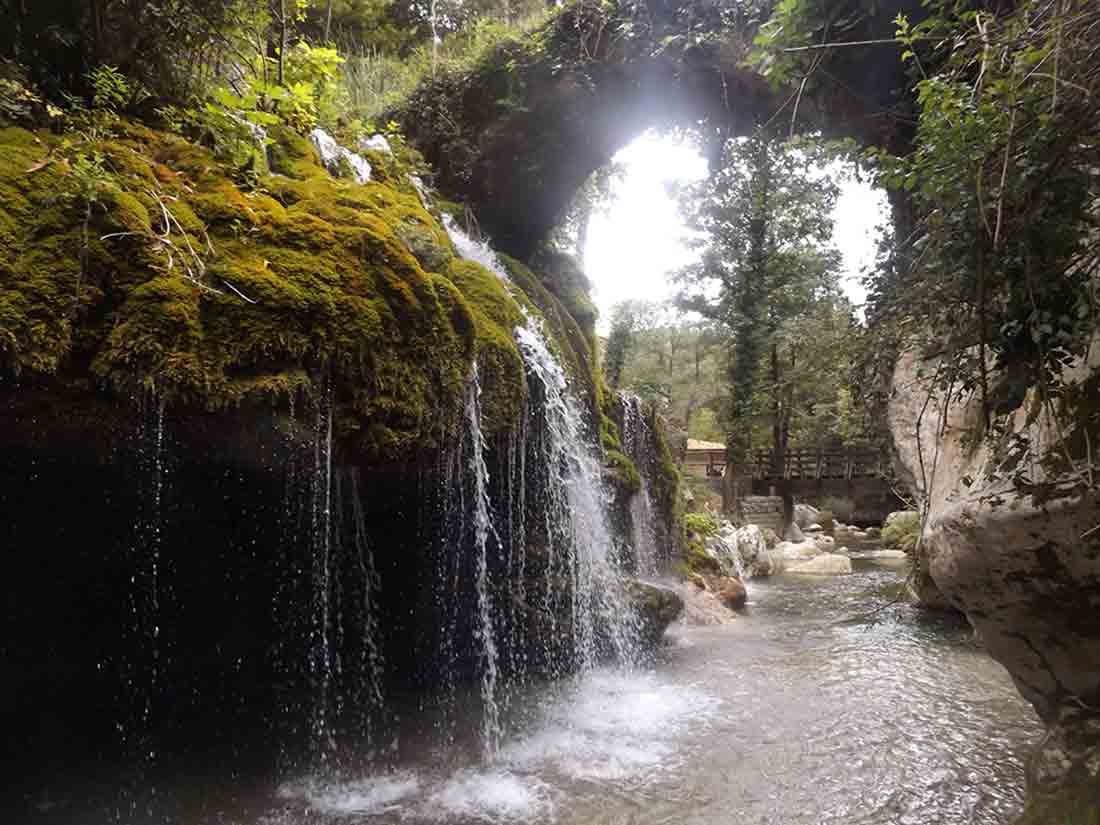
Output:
[
  {"xmin": 266, "ymin": 563, "xmax": 1040, "ymax": 825},
  {"xmin": 12, "ymin": 561, "xmax": 1042, "ymax": 824}
]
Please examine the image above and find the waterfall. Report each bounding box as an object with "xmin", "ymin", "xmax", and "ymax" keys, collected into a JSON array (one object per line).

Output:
[
  {"xmin": 345, "ymin": 468, "xmax": 385, "ymax": 727},
  {"xmin": 433, "ymin": 214, "xmax": 641, "ymax": 762},
  {"xmin": 441, "ymin": 214, "xmax": 511, "ymax": 282},
  {"xmin": 515, "ymin": 320, "xmax": 640, "ymax": 670},
  {"xmin": 124, "ymin": 393, "xmax": 169, "ymax": 767},
  {"xmin": 465, "ymin": 364, "xmax": 503, "ymax": 758},
  {"xmin": 309, "ymin": 128, "xmax": 372, "ymax": 184},
  {"xmin": 620, "ymin": 394, "xmax": 659, "ymax": 577}
]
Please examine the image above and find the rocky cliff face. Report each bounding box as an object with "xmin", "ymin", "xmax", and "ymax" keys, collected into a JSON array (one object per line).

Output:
[{"xmin": 888, "ymin": 348, "xmax": 1100, "ymax": 819}]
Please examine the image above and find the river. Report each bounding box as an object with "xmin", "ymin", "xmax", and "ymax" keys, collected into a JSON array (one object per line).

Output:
[
  {"xmin": 262, "ymin": 561, "xmax": 1041, "ymax": 825},
  {"xmin": 16, "ymin": 561, "xmax": 1042, "ymax": 824}
]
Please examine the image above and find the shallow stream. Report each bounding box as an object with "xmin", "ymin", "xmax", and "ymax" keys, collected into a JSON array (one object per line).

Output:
[
  {"xmin": 267, "ymin": 563, "xmax": 1040, "ymax": 825},
  {"xmin": 19, "ymin": 563, "xmax": 1043, "ymax": 824}
]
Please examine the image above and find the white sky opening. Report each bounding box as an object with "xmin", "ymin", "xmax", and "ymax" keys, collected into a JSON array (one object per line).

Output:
[{"xmin": 583, "ymin": 131, "xmax": 890, "ymax": 334}]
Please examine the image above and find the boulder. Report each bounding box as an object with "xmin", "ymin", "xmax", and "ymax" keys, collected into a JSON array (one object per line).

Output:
[
  {"xmin": 794, "ymin": 503, "xmax": 820, "ymax": 528},
  {"xmin": 862, "ymin": 550, "xmax": 909, "ymax": 568},
  {"xmin": 784, "ymin": 521, "xmax": 805, "ymax": 542},
  {"xmin": 889, "ymin": 347, "xmax": 1100, "ymax": 806},
  {"xmin": 775, "ymin": 540, "xmax": 820, "ymax": 560},
  {"xmin": 704, "ymin": 522, "xmax": 778, "ymax": 579},
  {"xmin": 859, "ymin": 549, "xmax": 908, "ymax": 559},
  {"xmin": 673, "ymin": 583, "xmax": 736, "ymax": 626},
  {"xmin": 625, "ymin": 580, "xmax": 684, "ymax": 644},
  {"xmin": 711, "ymin": 576, "xmax": 748, "ymax": 610},
  {"xmin": 733, "ymin": 525, "xmax": 778, "ymax": 578},
  {"xmin": 786, "ymin": 554, "xmax": 853, "ymax": 576},
  {"xmin": 805, "ymin": 522, "xmax": 824, "ymax": 532},
  {"xmin": 811, "ymin": 534, "xmax": 835, "ymax": 551}
]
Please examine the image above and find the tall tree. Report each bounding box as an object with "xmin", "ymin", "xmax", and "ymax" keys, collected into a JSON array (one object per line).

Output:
[{"xmin": 675, "ymin": 133, "xmax": 842, "ymax": 525}]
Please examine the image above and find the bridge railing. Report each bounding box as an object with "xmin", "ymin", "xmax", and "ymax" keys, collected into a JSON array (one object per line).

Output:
[{"xmin": 748, "ymin": 450, "xmax": 885, "ymax": 481}]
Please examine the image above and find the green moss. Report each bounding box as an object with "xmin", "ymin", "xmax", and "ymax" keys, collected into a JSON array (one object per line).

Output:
[
  {"xmin": 605, "ymin": 448, "xmax": 641, "ymax": 494},
  {"xmin": 498, "ymin": 253, "xmax": 595, "ymax": 400},
  {"xmin": 647, "ymin": 406, "xmax": 684, "ymax": 550},
  {"xmin": 0, "ymin": 120, "xmax": 536, "ymax": 461},
  {"xmin": 443, "ymin": 258, "xmax": 527, "ymax": 432},
  {"xmin": 267, "ymin": 126, "xmax": 323, "ymax": 180}
]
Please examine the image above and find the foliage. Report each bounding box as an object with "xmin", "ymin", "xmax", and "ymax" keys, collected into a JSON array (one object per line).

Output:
[
  {"xmin": 604, "ymin": 302, "xmax": 638, "ymax": 390},
  {"xmin": 881, "ymin": 511, "xmax": 919, "ymax": 553},
  {"xmin": 748, "ymin": 0, "xmax": 882, "ymax": 86},
  {"xmin": 862, "ymin": 0, "xmax": 1100, "ymax": 497},
  {"xmin": 683, "ymin": 511, "xmax": 719, "ymax": 538}
]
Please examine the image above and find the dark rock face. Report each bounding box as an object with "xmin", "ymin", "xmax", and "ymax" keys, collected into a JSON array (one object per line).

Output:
[
  {"xmin": 625, "ymin": 580, "xmax": 684, "ymax": 645},
  {"xmin": 889, "ymin": 349, "xmax": 1100, "ymax": 816}
]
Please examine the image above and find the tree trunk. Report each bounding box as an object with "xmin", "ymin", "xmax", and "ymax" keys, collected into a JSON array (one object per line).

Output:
[
  {"xmin": 277, "ymin": 0, "xmax": 287, "ymax": 86},
  {"xmin": 770, "ymin": 342, "xmax": 794, "ymax": 534},
  {"xmin": 323, "ymin": 0, "xmax": 335, "ymax": 42}
]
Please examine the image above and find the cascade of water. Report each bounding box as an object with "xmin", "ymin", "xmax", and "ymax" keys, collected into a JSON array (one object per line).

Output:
[
  {"xmin": 503, "ymin": 411, "xmax": 528, "ymax": 687},
  {"xmin": 309, "ymin": 128, "xmax": 372, "ymax": 184},
  {"xmin": 128, "ymin": 394, "xmax": 168, "ymax": 757},
  {"xmin": 620, "ymin": 395, "xmax": 659, "ymax": 577},
  {"xmin": 432, "ymin": 432, "xmax": 465, "ymax": 742},
  {"xmin": 309, "ymin": 388, "xmax": 336, "ymax": 761},
  {"xmin": 464, "ymin": 363, "xmax": 503, "ymax": 759},
  {"xmin": 441, "ymin": 214, "xmax": 511, "ymax": 282},
  {"xmin": 515, "ymin": 320, "xmax": 640, "ymax": 671}
]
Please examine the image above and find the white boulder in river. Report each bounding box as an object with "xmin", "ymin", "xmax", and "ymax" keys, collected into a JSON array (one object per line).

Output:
[
  {"xmin": 775, "ymin": 540, "xmax": 820, "ymax": 561},
  {"xmin": 786, "ymin": 553, "xmax": 853, "ymax": 576},
  {"xmin": 706, "ymin": 522, "xmax": 779, "ymax": 578}
]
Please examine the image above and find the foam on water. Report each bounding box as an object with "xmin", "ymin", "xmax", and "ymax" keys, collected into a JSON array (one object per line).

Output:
[
  {"xmin": 501, "ymin": 668, "xmax": 718, "ymax": 783},
  {"xmin": 424, "ymin": 770, "xmax": 553, "ymax": 822},
  {"xmin": 273, "ymin": 667, "xmax": 716, "ymax": 821},
  {"xmin": 278, "ymin": 772, "xmax": 420, "ymax": 814}
]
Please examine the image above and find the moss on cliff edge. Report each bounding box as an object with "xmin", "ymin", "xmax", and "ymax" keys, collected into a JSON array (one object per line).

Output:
[{"xmin": 0, "ymin": 121, "xmax": 531, "ymax": 460}]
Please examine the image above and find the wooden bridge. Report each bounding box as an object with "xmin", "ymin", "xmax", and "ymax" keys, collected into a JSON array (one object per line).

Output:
[{"xmin": 748, "ymin": 450, "xmax": 887, "ymax": 482}]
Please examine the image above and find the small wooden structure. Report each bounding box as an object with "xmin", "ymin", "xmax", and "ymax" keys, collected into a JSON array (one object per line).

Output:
[{"xmin": 683, "ymin": 439, "xmax": 727, "ymax": 478}]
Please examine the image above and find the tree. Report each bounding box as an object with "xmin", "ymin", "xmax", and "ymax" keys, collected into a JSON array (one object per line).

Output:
[{"xmin": 675, "ymin": 132, "xmax": 842, "ymax": 524}]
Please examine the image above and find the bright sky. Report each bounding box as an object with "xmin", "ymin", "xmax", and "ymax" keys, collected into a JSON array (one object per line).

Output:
[{"xmin": 584, "ymin": 133, "xmax": 889, "ymax": 333}]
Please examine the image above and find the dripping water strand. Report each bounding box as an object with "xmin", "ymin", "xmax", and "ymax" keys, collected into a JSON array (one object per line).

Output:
[
  {"xmin": 465, "ymin": 363, "xmax": 503, "ymax": 759},
  {"xmin": 348, "ymin": 468, "xmax": 385, "ymax": 725},
  {"xmin": 310, "ymin": 383, "xmax": 335, "ymax": 761}
]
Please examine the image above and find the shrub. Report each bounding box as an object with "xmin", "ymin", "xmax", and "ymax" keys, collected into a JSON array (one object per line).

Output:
[{"xmin": 882, "ymin": 512, "xmax": 921, "ymax": 553}]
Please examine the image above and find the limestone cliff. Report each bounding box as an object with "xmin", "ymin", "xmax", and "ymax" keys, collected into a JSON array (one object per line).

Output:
[{"xmin": 888, "ymin": 347, "xmax": 1100, "ymax": 819}]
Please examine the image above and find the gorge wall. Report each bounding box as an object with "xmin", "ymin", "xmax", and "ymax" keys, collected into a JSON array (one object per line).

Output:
[{"xmin": 889, "ymin": 348, "xmax": 1100, "ymax": 820}]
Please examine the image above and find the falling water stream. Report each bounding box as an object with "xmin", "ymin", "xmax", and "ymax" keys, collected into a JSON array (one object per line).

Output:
[
  {"xmin": 466, "ymin": 363, "xmax": 504, "ymax": 759},
  {"xmin": 619, "ymin": 395, "xmax": 659, "ymax": 577}
]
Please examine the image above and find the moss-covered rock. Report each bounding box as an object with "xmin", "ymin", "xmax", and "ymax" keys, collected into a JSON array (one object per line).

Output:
[{"xmin": 0, "ymin": 120, "xmax": 537, "ymax": 461}]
